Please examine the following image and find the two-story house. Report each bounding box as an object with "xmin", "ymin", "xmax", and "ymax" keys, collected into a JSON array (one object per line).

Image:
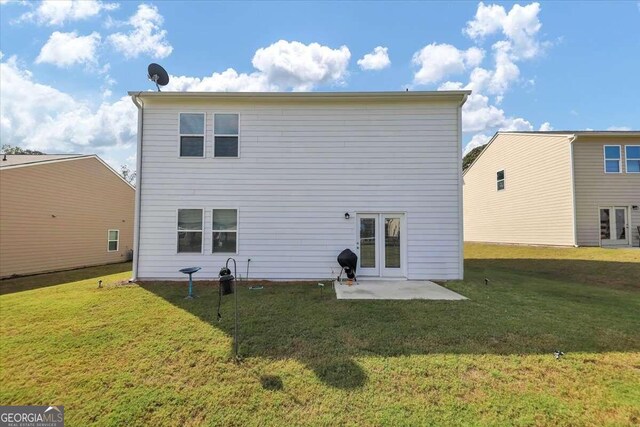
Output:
[
  {"xmin": 128, "ymin": 91, "xmax": 469, "ymax": 281},
  {"xmin": 463, "ymin": 131, "xmax": 640, "ymax": 247}
]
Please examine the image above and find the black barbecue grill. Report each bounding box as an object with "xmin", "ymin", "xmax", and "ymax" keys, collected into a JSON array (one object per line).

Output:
[{"xmin": 337, "ymin": 249, "xmax": 358, "ymax": 284}]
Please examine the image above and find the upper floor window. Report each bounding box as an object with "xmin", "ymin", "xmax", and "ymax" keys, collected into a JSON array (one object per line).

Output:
[
  {"xmin": 177, "ymin": 209, "xmax": 203, "ymax": 253},
  {"xmin": 212, "ymin": 209, "xmax": 238, "ymax": 253},
  {"xmin": 180, "ymin": 113, "xmax": 205, "ymax": 157},
  {"xmin": 496, "ymin": 170, "xmax": 505, "ymax": 191},
  {"xmin": 214, "ymin": 114, "xmax": 239, "ymax": 157},
  {"xmin": 107, "ymin": 230, "xmax": 119, "ymax": 252},
  {"xmin": 625, "ymin": 145, "xmax": 640, "ymax": 173},
  {"xmin": 603, "ymin": 145, "xmax": 621, "ymax": 173}
]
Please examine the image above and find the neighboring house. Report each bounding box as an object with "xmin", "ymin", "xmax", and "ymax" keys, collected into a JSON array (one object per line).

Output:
[
  {"xmin": 463, "ymin": 131, "xmax": 640, "ymax": 248},
  {"xmin": 0, "ymin": 154, "xmax": 135, "ymax": 278},
  {"xmin": 129, "ymin": 91, "xmax": 469, "ymax": 280}
]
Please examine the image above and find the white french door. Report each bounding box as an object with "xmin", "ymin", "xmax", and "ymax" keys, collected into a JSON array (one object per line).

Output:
[
  {"xmin": 356, "ymin": 213, "xmax": 406, "ymax": 277},
  {"xmin": 599, "ymin": 206, "xmax": 629, "ymax": 246}
]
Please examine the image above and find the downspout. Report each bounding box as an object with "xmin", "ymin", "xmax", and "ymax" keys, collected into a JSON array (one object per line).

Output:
[
  {"xmin": 131, "ymin": 93, "xmax": 144, "ymax": 280},
  {"xmin": 457, "ymin": 93, "xmax": 469, "ymax": 280},
  {"xmin": 568, "ymin": 134, "xmax": 578, "ymax": 247}
]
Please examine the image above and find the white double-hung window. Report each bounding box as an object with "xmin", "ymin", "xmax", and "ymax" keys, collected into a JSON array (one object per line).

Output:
[
  {"xmin": 177, "ymin": 209, "xmax": 203, "ymax": 253},
  {"xmin": 179, "ymin": 113, "xmax": 205, "ymax": 157},
  {"xmin": 603, "ymin": 145, "xmax": 621, "ymax": 173},
  {"xmin": 496, "ymin": 170, "xmax": 505, "ymax": 191},
  {"xmin": 214, "ymin": 114, "xmax": 239, "ymax": 157},
  {"xmin": 625, "ymin": 145, "xmax": 640, "ymax": 173},
  {"xmin": 212, "ymin": 209, "xmax": 238, "ymax": 253},
  {"xmin": 107, "ymin": 230, "xmax": 119, "ymax": 251}
]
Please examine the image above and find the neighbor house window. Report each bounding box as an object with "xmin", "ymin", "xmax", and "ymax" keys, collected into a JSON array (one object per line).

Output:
[
  {"xmin": 496, "ymin": 170, "xmax": 505, "ymax": 191},
  {"xmin": 177, "ymin": 209, "xmax": 203, "ymax": 253},
  {"xmin": 625, "ymin": 145, "xmax": 640, "ymax": 173},
  {"xmin": 212, "ymin": 209, "xmax": 238, "ymax": 253},
  {"xmin": 214, "ymin": 114, "xmax": 239, "ymax": 157},
  {"xmin": 179, "ymin": 113, "xmax": 205, "ymax": 157},
  {"xmin": 604, "ymin": 145, "xmax": 621, "ymax": 173},
  {"xmin": 107, "ymin": 230, "xmax": 119, "ymax": 252}
]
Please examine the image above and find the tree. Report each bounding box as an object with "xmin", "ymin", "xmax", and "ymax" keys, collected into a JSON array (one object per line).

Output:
[
  {"xmin": 120, "ymin": 164, "xmax": 136, "ymax": 185},
  {"xmin": 462, "ymin": 144, "xmax": 486, "ymax": 172},
  {"xmin": 1, "ymin": 144, "xmax": 45, "ymax": 155}
]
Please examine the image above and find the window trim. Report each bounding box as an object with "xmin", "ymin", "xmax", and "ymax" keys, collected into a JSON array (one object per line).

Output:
[
  {"xmin": 211, "ymin": 208, "xmax": 239, "ymax": 255},
  {"xmin": 213, "ymin": 113, "xmax": 241, "ymax": 159},
  {"xmin": 178, "ymin": 112, "xmax": 206, "ymax": 158},
  {"xmin": 496, "ymin": 169, "xmax": 505, "ymax": 191},
  {"xmin": 603, "ymin": 145, "xmax": 622, "ymax": 174},
  {"xmin": 176, "ymin": 208, "xmax": 205, "ymax": 254},
  {"xmin": 625, "ymin": 145, "xmax": 640, "ymax": 173},
  {"xmin": 107, "ymin": 229, "xmax": 119, "ymax": 252}
]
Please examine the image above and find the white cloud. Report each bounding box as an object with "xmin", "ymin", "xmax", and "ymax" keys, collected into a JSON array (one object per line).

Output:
[
  {"xmin": 357, "ymin": 46, "xmax": 390, "ymax": 71},
  {"xmin": 607, "ymin": 126, "xmax": 631, "ymax": 131},
  {"xmin": 412, "ymin": 43, "xmax": 483, "ymax": 85},
  {"xmin": 459, "ymin": 2, "xmax": 547, "ymax": 98},
  {"xmin": 438, "ymin": 83, "xmax": 534, "ymax": 134},
  {"xmin": 426, "ymin": 3, "xmax": 551, "ymax": 141},
  {"xmin": 107, "ymin": 4, "xmax": 172, "ymax": 59},
  {"xmin": 0, "ymin": 54, "xmax": 136, "ymax": 168},
  {"xmin": 167, "ymin": 40, "xmax": 351, "ymax": 92},
  {"xmin": 252, "ymin": 40, "xmax": 351, "ymax": 91},
  {"xmin": 465, "ymin": 2, "xmax": 543, "ymax": 59},
  {"xmin": 460, "ymin": 92, "xmax": 510, "ymax": 132},
  {"xmin": 19, "ymin": 0, "xmax": 118, "ymax": 26},
  {"xmin": 464, "ymin": 133, "xmax": 491, "ymax": 155},
  {"xmin": 35, "ymin": 31, "xmax": 101, "ymax": 67},
  {"xmin": 539, "ymin": 122, "xmax": 553, "ymax": 131},
  {"xmin": 167, "ymin": 69, "xmax": 272, "ymax": 92}
]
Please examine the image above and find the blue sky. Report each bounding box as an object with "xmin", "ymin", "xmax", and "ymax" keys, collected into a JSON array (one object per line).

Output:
[{"xmin": 1, "ymin": 1, "xmax": 639, "ymax": 169}]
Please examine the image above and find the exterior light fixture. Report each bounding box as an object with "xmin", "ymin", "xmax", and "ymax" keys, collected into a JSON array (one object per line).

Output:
[{"xmin": 344, "ymin": 212, "xmax": 350, "ymax": 219}]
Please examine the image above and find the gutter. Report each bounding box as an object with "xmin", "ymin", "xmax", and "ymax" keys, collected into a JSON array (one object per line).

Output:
[{"xmin": 130, "ymin": 93, "xmax": 144, "ymax": 280}]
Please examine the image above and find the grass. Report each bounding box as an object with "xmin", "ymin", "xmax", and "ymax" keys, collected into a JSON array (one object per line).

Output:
[{"xmin": 1, "ymin": 246, "xmax": 639, "ymax": 426}]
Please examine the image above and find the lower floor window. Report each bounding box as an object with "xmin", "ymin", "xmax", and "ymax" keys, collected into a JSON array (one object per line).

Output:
[
  {"xmin": 212, "ymin": 209, "xmax": 238, "ymax": 253},
  {"xmin": 108, "ymin": 230, "xmax": 119, "ymax": 251},
  {"xmin": 178, "ymin": 209, "xmax": 203, "ymax": 253}
]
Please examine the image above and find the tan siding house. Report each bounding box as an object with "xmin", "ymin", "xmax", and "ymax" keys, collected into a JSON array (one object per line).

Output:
[
  {"xmin": 0, "ymin": 155, "xmax": 135, "ymax": 278},
  {"xmin": 464, "ymin": 131, "xmax": 640, "ymax": 248}
]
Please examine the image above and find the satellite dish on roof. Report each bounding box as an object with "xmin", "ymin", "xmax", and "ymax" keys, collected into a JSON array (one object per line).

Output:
[{"xmin": 147, "ymin": 63, "xmax": 169, "ymax": 92}]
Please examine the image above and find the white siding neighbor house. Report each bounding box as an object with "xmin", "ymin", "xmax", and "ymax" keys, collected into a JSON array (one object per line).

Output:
[
  {"xmin": 129, "ymin": 91, "xmax": 469, "ymax": 281},
  {"xmin": 464, "ymin": 131, "xmax": 640, "ymax": 248}
]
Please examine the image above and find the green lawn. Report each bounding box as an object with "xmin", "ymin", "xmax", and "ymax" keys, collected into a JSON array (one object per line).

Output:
[{"xmin": 1, "ymin": 245, "xmax": 639, "ymax": 426}]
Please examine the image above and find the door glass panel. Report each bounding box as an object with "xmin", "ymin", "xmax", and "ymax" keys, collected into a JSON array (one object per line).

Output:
[
  {"xmin": 615, "ymin": 208, "xmax": 626, "ymax": 239},
  {"xmin": 600, "ymin": 209, "xmax": 610, "ymax": 240},
  {"xmin": 360, "ymin": 218, "xmax": 376, "ymax": 268},
  {"xmin": 384, "ymin": 218, "xmax": 401, "ymax": 268}
]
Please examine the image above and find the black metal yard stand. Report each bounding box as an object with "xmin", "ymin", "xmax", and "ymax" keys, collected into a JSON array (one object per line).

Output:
[{"xmin": 219, "ymin": 258, "xmax": 240, "ymax": 362}]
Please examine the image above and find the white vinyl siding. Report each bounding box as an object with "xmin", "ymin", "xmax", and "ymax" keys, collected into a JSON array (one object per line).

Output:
[{"xmin": 136, "ymin": 99, "xmax": 463, "ymax": 280}]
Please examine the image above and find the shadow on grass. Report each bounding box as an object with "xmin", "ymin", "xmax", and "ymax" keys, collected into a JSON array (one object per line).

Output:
[
  {"xmin": 138, "ymin": 260, "xmax": 640, "ymax": 389},
  {"xmin": 0, "ymin": 262, "xmax": 132, "ymax": 295}
]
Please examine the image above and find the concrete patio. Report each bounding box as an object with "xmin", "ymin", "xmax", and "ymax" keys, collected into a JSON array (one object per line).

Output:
[{"xmin": 333, "ymin": 279, "xmax": 467, "ymax": 300}]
